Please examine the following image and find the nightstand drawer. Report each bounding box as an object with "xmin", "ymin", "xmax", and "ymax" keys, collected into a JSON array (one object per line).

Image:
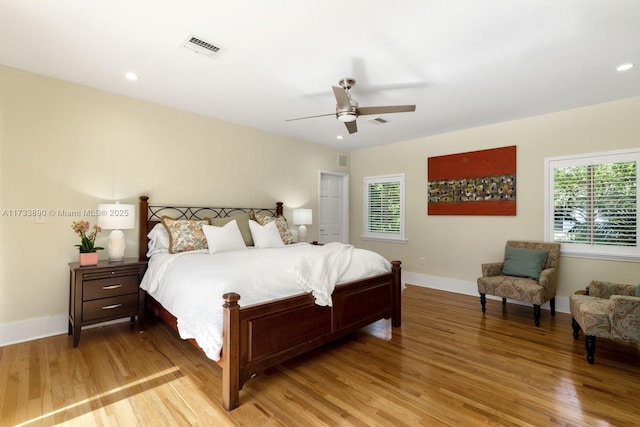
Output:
[
  {"xmin": 82, "ymin": 294, "xmax": 139, "ymax": 322},
  {"xmin": 83, "ymin": 275, "xmax": 139, "ymax": 301},
  {"xmin": 81, "ymin": 265, "xmax": 141, "ymax": 281}
]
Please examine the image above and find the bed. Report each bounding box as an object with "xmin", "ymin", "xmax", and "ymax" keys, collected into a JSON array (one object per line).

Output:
[{"xmin": 137, "ymin": 195, "xmax": 402, "ymax": 411}]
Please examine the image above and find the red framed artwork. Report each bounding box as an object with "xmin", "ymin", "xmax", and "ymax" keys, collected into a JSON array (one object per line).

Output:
[{"xmin": 427, "ymin": 145, "xmax": 516, "ymax": 215}]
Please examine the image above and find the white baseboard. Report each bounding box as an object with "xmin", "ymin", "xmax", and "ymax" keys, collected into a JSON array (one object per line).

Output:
[
  {"xmin": 1, "ymin": 270, "xmax": 572, "ymax": 348},
  {"xmin": 0, "ymin": 314, "xmax": 68, "ymax": 347},
  {"xmin": 402, "ymin": 271, "xmax": 571, "ymax": 314},
  {"xmin": 0, "ymin": 315, "xmax": 131, "ymax": 347}
]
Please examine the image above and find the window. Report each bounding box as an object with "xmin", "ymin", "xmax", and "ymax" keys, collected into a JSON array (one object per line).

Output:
[
  {"xmin": 544, "ymin": 148, "xmax": 639, "ymax": 261},
  {"xmin": 363, "ymin": 174, "xmax": 406, "ymax": 242}
]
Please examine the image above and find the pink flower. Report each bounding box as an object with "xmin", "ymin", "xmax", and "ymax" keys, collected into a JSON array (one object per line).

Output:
[{"xmin": 71, "ymin": 220, "xmax": 103, "ymax": 253}]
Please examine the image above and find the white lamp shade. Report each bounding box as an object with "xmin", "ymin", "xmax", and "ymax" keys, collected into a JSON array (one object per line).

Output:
[
  {"xmin": 292, "ymin": 208, "xmax": 312, "ymax": 225},
  {"xmin": 97, "ymin": 204, "xmax": 136, "ymax": 230},
  {"xmin": 98, "ymin": 203, "xmax": 135, "ymax": 261}
]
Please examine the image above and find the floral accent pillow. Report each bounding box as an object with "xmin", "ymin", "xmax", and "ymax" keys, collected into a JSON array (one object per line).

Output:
[
  {"xmin": 252, "ymin": 212, "xmax": 294, "ymax": 244},
  {"xmin": 161, "ymin": 216, "xmax": 211, "ymax": 253}
]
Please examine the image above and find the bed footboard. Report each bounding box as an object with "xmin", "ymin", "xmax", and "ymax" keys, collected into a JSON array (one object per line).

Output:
[{"xmin": 220, "ymin": 260, "xmax": 402, "ymax": 411}]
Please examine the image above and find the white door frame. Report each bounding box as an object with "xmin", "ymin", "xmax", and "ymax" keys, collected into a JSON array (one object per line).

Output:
[{"xmin": 318, "ymin": 170, "xmax": 349, "ymax": 243}]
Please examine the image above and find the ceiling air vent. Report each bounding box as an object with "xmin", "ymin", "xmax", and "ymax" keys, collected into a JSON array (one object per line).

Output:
[
  {"xmin": 368, "ymin": 117, "xmax": 389, "ymax": 125},
  {"xmin": 181, "ymin": 34, "xmax": 226, "ymax": 59}
]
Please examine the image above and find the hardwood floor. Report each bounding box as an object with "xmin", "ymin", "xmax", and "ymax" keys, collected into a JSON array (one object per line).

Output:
[{"xmin": 1, "ymin": 285, "xmax": 639, "ymax": 426}]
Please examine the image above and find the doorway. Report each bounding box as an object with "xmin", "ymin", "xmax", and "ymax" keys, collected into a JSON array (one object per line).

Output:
[{"xmin": 318, "ymin": 170, "xmax": 349, "ymax": 243}]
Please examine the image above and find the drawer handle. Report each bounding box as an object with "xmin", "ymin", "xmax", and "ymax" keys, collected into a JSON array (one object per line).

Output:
[
  {"xmin": 102, "ymin": 284, "xmax": 122, "ymax": 290},
  {"xmin": 102, "ymin": 304, "xmax": 123, "ymax": 310}
]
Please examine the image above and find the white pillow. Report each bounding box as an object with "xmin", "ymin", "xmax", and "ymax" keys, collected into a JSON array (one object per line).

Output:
[
  {"xmin": 202, "ymin": 220, "xmax": 247, "ymax": 254},
  {"xmin": 147, "ymin": 223, "xmax": 170, "ymax": 257},
  {"xmin": 249, "ymin": 219, "xmax": 285, "ymax": 248}
]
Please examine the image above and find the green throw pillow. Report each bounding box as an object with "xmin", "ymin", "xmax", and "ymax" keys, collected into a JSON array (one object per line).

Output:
[{"xmin": 501, "ymin": 247, "xmax": 549, "ymax": 281}]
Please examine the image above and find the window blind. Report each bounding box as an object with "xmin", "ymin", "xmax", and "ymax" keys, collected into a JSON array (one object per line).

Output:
[
  {"xmin": 553, "ymin": 161, "xmax": 637, "ymax": 246},
  {"xmin": 363, "ymin": 174, "xmax": 405, "ymax": 241},
  {"xmin": 367, "ymin": 181, "xmax": 400, "ymax": 233}
]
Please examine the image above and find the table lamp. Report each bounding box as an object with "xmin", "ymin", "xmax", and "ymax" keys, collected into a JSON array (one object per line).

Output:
[
  {"xmin": 292, "ymin": 208, "xmax": 312, "ymax": 242},
  {"xmin": 98, "ymin": 203, "xmax": 136, "ymax": 261}
]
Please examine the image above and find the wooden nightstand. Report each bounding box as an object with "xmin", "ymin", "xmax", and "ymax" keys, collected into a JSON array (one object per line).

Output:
[{"xmin": 68, "ymin": 258, "xmax": 147, "ymax": 347}]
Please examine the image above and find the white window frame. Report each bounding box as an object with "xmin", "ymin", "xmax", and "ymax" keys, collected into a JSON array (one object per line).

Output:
[
  {"xmin": 362, "ymin": 173, "xmax": 406, "ymax": 243},
  {"xmin": 544, "ymin": 148, "xmax": 640, "ymax": 262}
]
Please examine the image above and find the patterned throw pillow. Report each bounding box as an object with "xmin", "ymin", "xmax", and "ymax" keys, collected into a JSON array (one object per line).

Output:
[
  {"xmin": 252, "ymin": 212, "xmax": 294, "ymax": 244},
  {"xmin": 161, "ymin": 216, "xmax": 211, "ymax": 253}
]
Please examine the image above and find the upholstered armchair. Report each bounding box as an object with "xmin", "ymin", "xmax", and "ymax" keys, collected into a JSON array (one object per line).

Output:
[
  {"xmin": 477, "ymin": 241, "xmax": 561, "ymax": 326},
  {"xmin": 570, "ymin": 280, "xmax": 640, "ymax": 364}
]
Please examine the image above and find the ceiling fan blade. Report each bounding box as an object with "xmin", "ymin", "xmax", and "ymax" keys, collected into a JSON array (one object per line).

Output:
[
  {"xmin": 285, "ymin": 112, "xmax": 335, "ymax": 122},
  {"xmin": 356, "ymin": 105, "xmax": 416, "ymax": 116},
  {"xmin": 332, "ymin": 86, "xmax": 353, "ymax": 111},
  {"xmin": 344, "ymin": 120, "xmax": 357, "ymax": 134}
]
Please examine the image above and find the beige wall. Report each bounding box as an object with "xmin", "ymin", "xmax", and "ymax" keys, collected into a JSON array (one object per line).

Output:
[
  {"xmin": 350, "ymin": 96, "xmax": 640, "ymax": 299},
  {"xmin": 0, "ymin": 65, "xmax": 345, "ymax": 327},
  {"xmin": 2, "ymin": 63, "xmax": 639, "ymax": 341}
]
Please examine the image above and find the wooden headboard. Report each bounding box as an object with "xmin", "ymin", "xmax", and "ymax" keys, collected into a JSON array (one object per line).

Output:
[{"xmin": 138, "ymin": 195, "xmax": 284, "ymax": 261}]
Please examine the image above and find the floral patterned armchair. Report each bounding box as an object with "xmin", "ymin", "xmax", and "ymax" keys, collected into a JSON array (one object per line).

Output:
[
  {"xmin": 477, "ymin": 241, "xmax": 561, "ymax": 326},
  {"xmin": 570, "ymin": 280, "xmax": 640, "ymax": 364}
]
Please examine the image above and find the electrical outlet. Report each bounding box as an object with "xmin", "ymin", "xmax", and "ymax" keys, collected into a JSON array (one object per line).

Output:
[{"xmin": 419, "ymin": 257, "xmax": 426, "ymax": 265}]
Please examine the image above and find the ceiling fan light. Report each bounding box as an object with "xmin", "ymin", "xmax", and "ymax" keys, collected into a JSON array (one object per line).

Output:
[{"xmin": 337, "ymin": 111, "xmax": 357, "ymax": 122}]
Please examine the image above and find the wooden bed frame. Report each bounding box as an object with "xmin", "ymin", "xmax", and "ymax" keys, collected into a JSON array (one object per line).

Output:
[{"xmin": 137, "ymin": 195, "xmax": 402, "ymax": 411}]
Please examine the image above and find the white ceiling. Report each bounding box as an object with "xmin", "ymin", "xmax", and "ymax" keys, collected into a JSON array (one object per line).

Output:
[{"xmin": 1, "ymin": 1, "xmax": 639, "ymax": 150}]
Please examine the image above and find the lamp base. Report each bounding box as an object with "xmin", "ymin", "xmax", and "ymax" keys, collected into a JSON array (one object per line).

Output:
[
  {"xmin": 107, "ymin": 229, "xmax": 126, "ymax": 261},
  {"xmin": 298, "ymin": 225, "xmax": 308, "ymax": 242}
]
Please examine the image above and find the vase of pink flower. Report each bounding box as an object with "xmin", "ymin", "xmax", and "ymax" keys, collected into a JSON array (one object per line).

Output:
[{"xmin": 71, "ymin": 220, "xmax": 103, "ymax": 266}]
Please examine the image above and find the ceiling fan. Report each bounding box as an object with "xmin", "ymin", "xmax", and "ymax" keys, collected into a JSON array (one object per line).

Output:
[{"xmin": 286, "ymin": 78, "xmax": 416, "ymax": 134}]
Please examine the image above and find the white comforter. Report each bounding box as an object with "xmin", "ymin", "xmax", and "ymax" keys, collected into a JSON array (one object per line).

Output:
[{"xmin": 140, "ymin": 242, "xmax": 391, "ymax": 361}]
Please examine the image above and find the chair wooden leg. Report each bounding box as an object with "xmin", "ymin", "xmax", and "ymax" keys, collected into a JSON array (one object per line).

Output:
[
  {"xmin": 480, "ymin": 293, "xmax": 486, "ymax": 313},
  {"xmin": 585, "ymin": 335, "xmax": 596, "ymax": 364},
  {"xmin": 550, "ymin": 298, "xmax": 556, "ymax": 316},
  {"xmin": 571, "ymin": 318, "xmax": 580, "ymax": 339},
  {"xmin": 533, "ymin": 305, "xmax": 541, "ymax": 327},
  {"xmin": 502, "ymin": 297, "xmax": 506, "ymax": 306}
]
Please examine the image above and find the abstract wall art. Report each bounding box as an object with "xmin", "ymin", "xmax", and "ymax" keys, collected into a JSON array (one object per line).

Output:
[{"xmin": 427, "ymin": 145, "xmax": 516, "ymax": 215}]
